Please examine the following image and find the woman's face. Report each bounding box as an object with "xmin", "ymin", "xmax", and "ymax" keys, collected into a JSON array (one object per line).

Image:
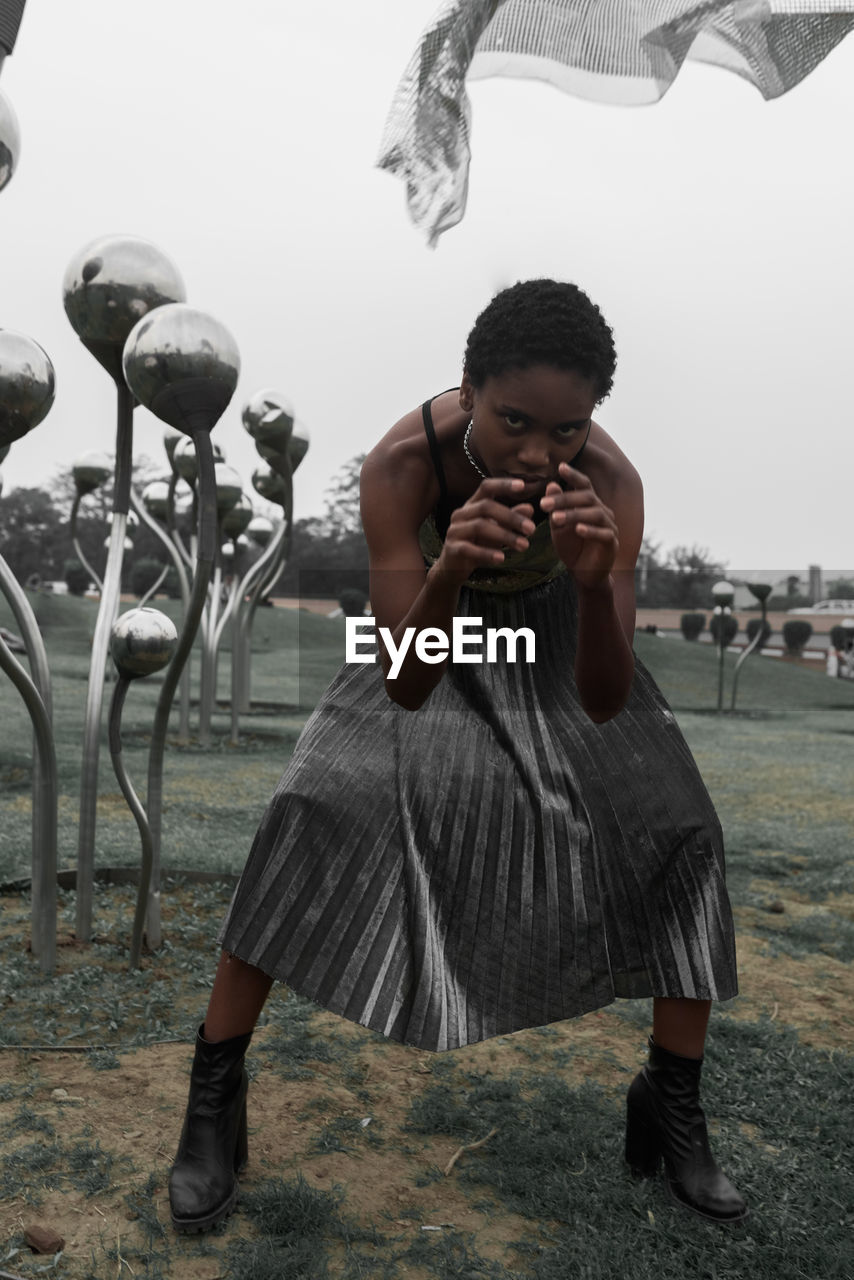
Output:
[{"xmin": 460, "ymin": 364, "xmax": 598, "ymax": 505}]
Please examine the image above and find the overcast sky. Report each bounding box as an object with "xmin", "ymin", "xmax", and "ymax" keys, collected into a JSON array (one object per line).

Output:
[{"xmin": 1, "ymin": 1, "xmax": 852, "ymax": 579}]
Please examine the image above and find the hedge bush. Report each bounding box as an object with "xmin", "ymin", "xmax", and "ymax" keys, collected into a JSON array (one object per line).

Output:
[
  {"xmin": 680, "ymin": 612, "xmax": 705, "ymax": 641},
  {"xmin": 64, "ymin": 558, "xmax": 91, "ymax": 596},
  {"xmin": 746, "ymin": 618, "xmax": 773, "ymax": 647},
  {"xmin": 338, "ymin": 587, "xmax": 369, "ymax": 617},
  {"xmin": 781, "ymin": 619, "xmax": 813, "ymax": 654},
  {"xmin": 710, "ymin": 613, "xmax": 739, "ymax": 646}
]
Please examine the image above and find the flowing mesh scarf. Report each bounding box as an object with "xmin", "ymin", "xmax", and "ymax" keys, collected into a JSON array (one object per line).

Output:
[{"xmin": 378, "ymin": 0, "xmax": 854, "ymax": 244}]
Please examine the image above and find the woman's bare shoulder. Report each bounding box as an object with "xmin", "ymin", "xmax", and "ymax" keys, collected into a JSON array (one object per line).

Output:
[{"xmin": 360, "ymin": 395, "xmax": 448, "ymax": 541}]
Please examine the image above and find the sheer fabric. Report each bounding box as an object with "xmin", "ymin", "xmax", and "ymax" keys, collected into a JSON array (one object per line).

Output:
[{"xmin": 377, "ymin": 0, "xmax": 854, "ymax": 243}]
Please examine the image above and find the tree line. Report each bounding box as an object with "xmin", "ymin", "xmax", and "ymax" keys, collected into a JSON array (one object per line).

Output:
[{"xmin": 2, "ymin": 454, "xmax": 850, "ymax": 609}]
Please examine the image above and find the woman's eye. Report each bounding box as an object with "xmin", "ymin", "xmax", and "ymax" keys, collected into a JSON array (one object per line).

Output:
[
  {"xmin": 555, "ymin": 424, "xmax": 578, "ymax": 437},
  {"xmin": 504, "ymin": 415, "xmax": 525, "ymax": 429}
]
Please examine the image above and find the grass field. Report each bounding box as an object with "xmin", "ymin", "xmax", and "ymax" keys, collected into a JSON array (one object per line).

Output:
[{"xmin": 1, "ymin": 595, "xmax": 852, "ymax": 1279}]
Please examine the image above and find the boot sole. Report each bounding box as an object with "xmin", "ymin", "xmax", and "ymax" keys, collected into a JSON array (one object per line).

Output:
[
  {"xmin": 171, "ymin": 1180, "xmax": 241, "ymax": 1234},
  {"xmin": 665, "ymin": 1178, "xmax": 750, "ymax": 1226}
]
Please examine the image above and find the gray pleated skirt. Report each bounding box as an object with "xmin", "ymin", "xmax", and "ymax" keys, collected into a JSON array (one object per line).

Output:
[{"xmin": 218, "ymin": 576, "xmax": 737, "ymax": 1051}]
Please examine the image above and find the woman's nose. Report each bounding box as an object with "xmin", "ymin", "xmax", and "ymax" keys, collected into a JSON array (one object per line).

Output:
[{"xmin": 516, "ymin": 438, "xmax": 549, "ymax": 468}]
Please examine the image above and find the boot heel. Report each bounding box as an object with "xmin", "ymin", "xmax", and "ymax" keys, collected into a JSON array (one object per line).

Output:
[
  {"xmin": 234, "ymin": 1094, "xmax": 248, "ymax": 1173},
  {"xmin": 625, "ymin": 1103, "xmax": 661, "ymax": 1178}
]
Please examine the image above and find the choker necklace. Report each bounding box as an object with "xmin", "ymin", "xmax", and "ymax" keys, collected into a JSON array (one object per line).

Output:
[{"xmin": 463, "ymin": 420, "xmax": 487, "ymax": 478}]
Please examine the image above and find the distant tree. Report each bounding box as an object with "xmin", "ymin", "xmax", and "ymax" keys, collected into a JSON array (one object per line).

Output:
[
  {"xmin": 276, "ymin": 454, "xmax": 369, "ymax": 598},
  {"xmin": 635, "ymin": 538, "xmax": 727, "ymax": 609},
  {"xmin": 826, "ymin": 578, "xmax": 854, "ymax": 600},
  {"xmin": 0, "ymin": 487, "xmax": 68, "ymax": 582},
  {"xmin": 317, "ymin": 454, "xmax": 365, "ymax": 538},
  {"xmin": 665, "ymin": 545, "xmax": 727, "ymax": 610}
]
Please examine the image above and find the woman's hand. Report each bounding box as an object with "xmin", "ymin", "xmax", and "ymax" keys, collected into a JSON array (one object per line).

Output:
[
  {"xmin": 436, "ymin": 477, "xmax": 536, "ymax": 585},
  {"xmin": 539, "ymin": 462, "xmax": 619, "ymax": 589}
]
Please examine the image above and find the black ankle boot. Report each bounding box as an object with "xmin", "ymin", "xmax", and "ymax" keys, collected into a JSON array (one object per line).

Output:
[
  {"xmin": 625, "ymin": 1036, "xmax": 748, "ymax": 1223},
  {"xmin": 169, "ymin": 1024, "xmax": 252, "ymax": 1233}
]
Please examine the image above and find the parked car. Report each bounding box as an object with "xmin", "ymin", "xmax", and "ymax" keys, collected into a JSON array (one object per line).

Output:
[{"xmin": 787, "ymin": 599, "xmax": 854, "ymax": 614}]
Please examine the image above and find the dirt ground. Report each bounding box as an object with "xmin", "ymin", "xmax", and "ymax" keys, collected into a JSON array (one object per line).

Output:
[{"xmin": 1, "ymin": 862, "xmax": 852, "ymax": 1279}]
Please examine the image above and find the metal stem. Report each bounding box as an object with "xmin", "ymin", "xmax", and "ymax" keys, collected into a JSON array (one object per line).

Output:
[
  {"xmin": 198, "ymin": 553, "xmax": 222, "ymax": 747},
  {"xmin": 229, "ymin": 516, "xmax": 289, "ymax": 741},
  {"xmin": 0, "ymin": 556, "xmax": 55, "ymax": 964},
  {"xmin": 145, "ymin": 432, "xmax": 217, "ymax": 947},
  {"xmin": 70, "ymin": 492, "xmax": 104, "ymax": 593},
  {"xmin": 0, "ymin": 633, "xmax": 57, "ymax": 973},
  {"xmin": 731, "ymin": 598, "xmax": 768, "ymax": 712},
  {"xmin": 166, "ymin": 471, "xmax": 194, "ymax": 572},
  {"xmin": 75, "ymin": 382, "xmax": 134, "ymax": 942},
  {"xmin": 107, "ymin": 674, "xmax": 151, "ymax": 969},
  {"xmin": 242, "ymin": 466, "xmax": 293, "ymax": 709},
  {"xmin": 141, "ymin": 482, "xmax": 192, "ymax": 739},
  {"xmin": 716, "ymin": 615, "xmax": 727, "ymax": 714}
]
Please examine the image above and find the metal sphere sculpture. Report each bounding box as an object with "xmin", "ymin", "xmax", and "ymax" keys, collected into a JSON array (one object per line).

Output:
[
  {"xmin": 247, "ymin": 515, "xmax": 274, "ymax": 547},
  {"xmin": 242, "ymin": 388, "xmax": 294, "ymax": 455},
  {"xmin": 288, "ymin": 419, "xmax": 310, "ymax": 472},
  {"xmin": 214, "ymin": 462, "xmax": 242, "ymax": 519},
  {"xmin": 63, "ymin": 236, "xmax": 186, "ymax": 384},
  {"xmin": 111, "ymin": 606, "xmax": 178, "ymax": 680},
  {"xmin": 0, "ymin": 89, "xmax": 20, "ymax": 193},
  {"xmin": 252, "ymin": 463, "xmax": 287, "ymax": 506},
  {"xmin": 123, "ymin": 303, "xmax": 239, "ymax": 439},
  {"xmin": 73, "ymin": 450, "xmax": 113, "ymax": 496},
  {"xmin": 108, "ymin": 608, "xmax": 178, "ymax": 968},
  {"xmin": 64, "ymin": 236, "xmax": 186, "ymax": 943},
  {"xmin": 0, "ymin": 330, "xmax": 58, "ymax": 971},
  {"xmin": 142, "ymin": 479, "xmax": 171, "ymax": 521},
  {"xmin": 122, "ymin": 305, "xmax": 240, "ymax": 946},
  {"xmin": 0, "ymin": 329, "xmax": 56, "ymax": 448},
  {"xmin": 221, "ymin": 493, "xmax": 254, "ymax": 540}
]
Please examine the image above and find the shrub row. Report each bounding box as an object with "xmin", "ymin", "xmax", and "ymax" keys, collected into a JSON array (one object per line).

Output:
[{"xmin": 678, "ymin": 613, "xmax": 816, "ymax": 654}]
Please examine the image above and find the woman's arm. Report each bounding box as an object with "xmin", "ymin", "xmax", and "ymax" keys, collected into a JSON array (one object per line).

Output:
[
  {"xmin": 540, "ymin": 461, "xmax": 644, "ymax": 723},
  {"xmin": 360, "ymin": 442, "xmax": 535, "ymax": 711}
]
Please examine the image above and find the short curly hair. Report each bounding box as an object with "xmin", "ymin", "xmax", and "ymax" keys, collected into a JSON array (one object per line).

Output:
[{"xmin": 463, "ymin": 279, "xmax": 617, "ymax": 402}]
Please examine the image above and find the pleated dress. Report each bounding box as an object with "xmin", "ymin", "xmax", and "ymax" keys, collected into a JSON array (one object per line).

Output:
[{"xmin": 218, "ymin": 402, "xmax": 738, "ymax": 1052}]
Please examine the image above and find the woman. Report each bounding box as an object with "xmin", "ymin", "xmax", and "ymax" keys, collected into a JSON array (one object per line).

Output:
[{"xmin": 168, "ymin": 279, "xmax": 747, "ymax": 1232}]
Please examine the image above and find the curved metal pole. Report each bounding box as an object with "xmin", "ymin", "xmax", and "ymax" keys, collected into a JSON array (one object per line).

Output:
[
  {"xmin": 198, "ymin": 547, "xmax": 223, "ymax": 747},
  {"xmin": 731, "ymin": 597, "xmax": 769, "ymax": 712},
  {"xmin": 213, "ymin": 546, "xmax": 243, "ymax": 654},
  {"xmin": 0, "ymin": 633, "xmax": 57, "ymax": 973},
  {"xmin": 130, "ymin": 486, "xmax": 191, "ymax": 739},
  {"xmin": 242, "ymin": 469, "xmax": 293, "ymax": 710},
  {"xmin": 229, "ymin": 516, "xmax": 289, "ymax": 741},
  {"xmin": 165, "ymin": 471, "xmax": 194, "ymax": 572},
  {"xmin": 145, "ymin": 432, "xmax": 217, "ymax": 947},
  {"xmin": 75, "ymin": 382, "xmax": 134, "ymax": 942},
  {"xmin": 106, "ymin": 674, "xmax": 152, "ymax": 970},
  {"xmin": 70, "ymin": 492, "xmax": 103, "ymax": 593},
  {"xmin": 138, "ymin": 563, "xmax": 169, "ymax": 609},
  {"xmin": 240, "ymin": 519, "xmax": 290, "ymax": 711},
  {"xmin": 0, "ymin": 555, "xmax": 55, "ymax": 962}
]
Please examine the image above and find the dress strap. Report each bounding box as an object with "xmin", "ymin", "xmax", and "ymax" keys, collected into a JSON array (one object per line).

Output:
[{"xmin": 421, "ymin": 395, "xmax": 454, "ymax": 537}]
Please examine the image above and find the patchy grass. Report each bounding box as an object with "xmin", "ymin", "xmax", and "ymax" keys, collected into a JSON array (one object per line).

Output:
[{"xmin": 1, "ymin": 607, "xmax": 852, "ymax": 1277}]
